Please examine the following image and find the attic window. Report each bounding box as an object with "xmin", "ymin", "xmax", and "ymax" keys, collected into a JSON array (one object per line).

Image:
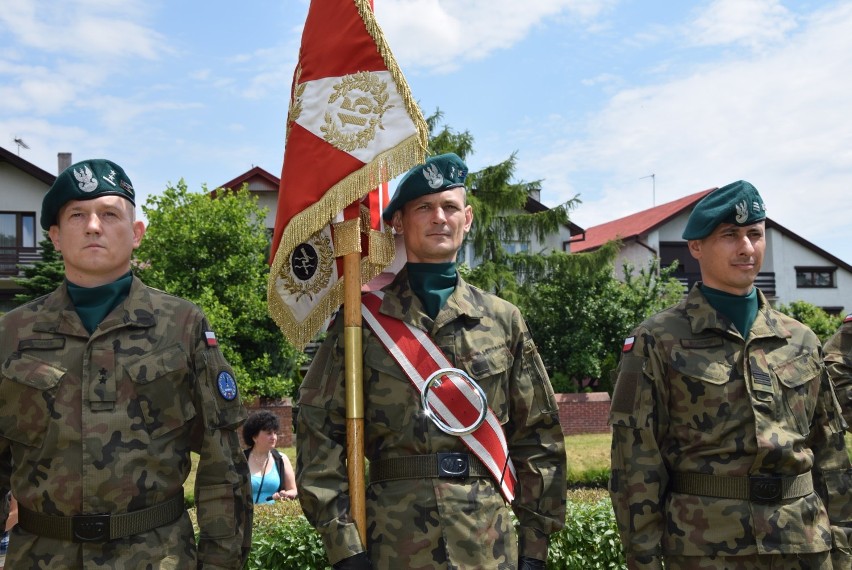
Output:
[{"xmin": 795, "ymin": 266, "xmax": 836, "ymax": 288}]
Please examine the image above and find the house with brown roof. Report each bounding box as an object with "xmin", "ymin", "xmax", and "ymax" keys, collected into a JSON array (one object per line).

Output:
[
  {"xmin": 567, "ymin": 188, "xmax": 852, "ymax": 315},
  {"xmin": 0, "ymin": 146, "xmax": 68, "ymax": 311}
]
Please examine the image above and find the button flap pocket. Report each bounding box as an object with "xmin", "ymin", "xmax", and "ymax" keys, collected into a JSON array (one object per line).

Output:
[
  {"xmin": 671, "ymin": 346, "xmax": 732, "ymax": 385},
  {"xmin": 125, "ymin": 344, "xmax": 188, "ymax": 384},
  {"xmin": 772, "ymin": 352, "xmax": 820, "ymax": 389},
  {"xmin": 2, "ymin": 352, "xmax": 65, "ymax": 390}
]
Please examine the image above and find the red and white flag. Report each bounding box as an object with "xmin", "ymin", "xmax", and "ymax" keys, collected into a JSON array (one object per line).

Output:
[{"xmin": 268, "ymin": 0, "xmax": 428, "ymax": 349}]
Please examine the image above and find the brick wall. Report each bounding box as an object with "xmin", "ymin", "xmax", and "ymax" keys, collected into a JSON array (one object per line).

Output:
[
  {"xmin": 555, "ymin": 392, "xmax": 611, "ymax": 435},
  {"xmin": 246, "ymin": 393, "xmax": 611, "ymax": 446}
]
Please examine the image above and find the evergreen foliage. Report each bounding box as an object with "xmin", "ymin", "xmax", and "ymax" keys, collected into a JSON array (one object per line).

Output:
[
  {"xmin": 14, "ymin": 232, "xmax": 65, "ymax": 303},
  {"xmin": 425, "ymin": 110, "xmax": 610, "ymax": 303}
]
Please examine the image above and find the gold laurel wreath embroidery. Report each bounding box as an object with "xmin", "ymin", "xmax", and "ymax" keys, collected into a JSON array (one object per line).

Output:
[
  {"xmin": 277, "ymin": 230, "xmax": 334, "ymax": 301},
  {"xmin": 287, "ymin": 64, "xmax": 306, "ymax": 143},
  {"xmin": 321, "ymin": 71, "xmax": 393, "ymax": 152}
]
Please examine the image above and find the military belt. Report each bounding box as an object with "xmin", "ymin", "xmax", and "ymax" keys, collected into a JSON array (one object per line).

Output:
[
  {"xmin": 672, "ymin": 471, "xmax": 813, "ymax": 503},
  {"xmin": 18, "ymin": 493, "xmax": 184, "ymax": 543},
  {"xmin": 370, "ymin": 453, "xmax": 491, "ymax": 483}
]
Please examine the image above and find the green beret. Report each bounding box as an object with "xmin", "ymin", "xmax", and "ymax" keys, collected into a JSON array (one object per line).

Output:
[
  {"xmin": 382, "ymin": 153, "xmax": 468, "ymax": 223},
  {"xmin": 682, "ymin": 180, "xmax": 766, "ymax": 240},
  {"xmin": 41, "ymin": 158, "xmax": 135, "ymax": 230}
]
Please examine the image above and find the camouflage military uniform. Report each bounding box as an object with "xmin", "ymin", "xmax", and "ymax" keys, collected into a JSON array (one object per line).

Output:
[
  {"xmin": 824, "ymin": 315, "xmax": 852, "ymax": 428},
  {"xmin": 0, "ymin": 277, "xmax": 253, "ymax": 569},
  {"xmin": 297, "ymin": 269, "xmax": 567, "ymax": 568},
  {"xmin": 609, "ymin": 284, "xmax": 852, "ymax": 570}
]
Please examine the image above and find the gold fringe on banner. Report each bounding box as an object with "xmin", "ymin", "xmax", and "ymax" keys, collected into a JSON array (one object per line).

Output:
[
  {"xmin": 267, "ymin": 136, "xmax": 425, "ymax": 350},
  {"xmin": 266, "ymin": 0, "xmax": 429, "ymax": 350}
]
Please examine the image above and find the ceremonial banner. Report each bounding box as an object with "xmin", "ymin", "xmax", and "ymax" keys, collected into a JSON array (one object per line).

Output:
[{"xmin": 268, "ymin": 0, "xmax": 428, "ymax": 349}]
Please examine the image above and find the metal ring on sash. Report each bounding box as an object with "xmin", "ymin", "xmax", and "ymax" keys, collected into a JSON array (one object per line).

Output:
[{"xmin": 420, "ymin": 367, "xmax": 488, "ymax": 436}]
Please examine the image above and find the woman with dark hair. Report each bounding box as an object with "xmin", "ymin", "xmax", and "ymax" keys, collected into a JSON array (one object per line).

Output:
[{"xmin": 242, "ymin": 411, "xmax": 297, "ymax": 505}]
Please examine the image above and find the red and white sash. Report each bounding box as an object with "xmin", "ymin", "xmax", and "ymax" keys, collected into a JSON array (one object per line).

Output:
[{"xmin": 361, "ymin": 291, "xmax": 517, "ymax": 502}]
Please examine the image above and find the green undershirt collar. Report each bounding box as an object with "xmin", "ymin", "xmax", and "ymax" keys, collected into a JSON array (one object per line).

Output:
[
  {"xmin": 67, "ymin": 271, "xmax": 133, "ymax": 334},
  {"xmin": 407, "ymin": 262, "xmax": 457, "ymax": 319},
  {"xmin": 700, "ymin": 284, "xmax": 759, "ymax": 337}
]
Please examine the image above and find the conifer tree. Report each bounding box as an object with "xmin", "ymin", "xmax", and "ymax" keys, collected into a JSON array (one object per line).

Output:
[{"xmin": 14, "ymin": 233, "xmax": 65, "ymax": 303}]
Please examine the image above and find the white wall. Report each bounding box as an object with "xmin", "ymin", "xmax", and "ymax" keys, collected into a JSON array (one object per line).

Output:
[
  {"xmin": 768, "ymin": 229, "xmax": 852, "ymax": 313},
  {"xmin": 0, "ymin": 163, "xmax": 48, "ymax": 217}
]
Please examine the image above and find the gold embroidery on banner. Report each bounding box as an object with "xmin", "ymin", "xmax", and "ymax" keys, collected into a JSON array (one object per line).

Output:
[
  {"xmin": 286, "ymin": 63, "xmax": 306, "ymax": 143},
  {"xmin": 277, "ymin": 229, "xmax": 334, "ymax": 301},
  {"xmin": 322, "ymin": 72, "xmax": 393, "ymax": 152}
]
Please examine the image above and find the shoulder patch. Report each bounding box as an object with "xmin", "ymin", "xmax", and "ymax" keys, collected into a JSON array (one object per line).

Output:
[
  {"xmin": 845, "ymin": 313, "xmax": 852, "ymax": 323},
  {"xmin": 622, "ymin": 336, "xmax": 635, "ymax": 353},
  {"xmin": 205, "ymin": 330, "xmax": 218, "ymax": 347},
  {"xmin": 216, "ymin": 370, "xmax": 238, "ymax": 401}
]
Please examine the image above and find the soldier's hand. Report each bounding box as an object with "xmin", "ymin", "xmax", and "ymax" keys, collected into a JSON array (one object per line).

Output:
[
  {"xmin": 332, "ymin": 552, "xmax": 372, "ymax": 569},
  {"xmin": 518, "ymin": 556, "xmax": 546, "ymax": 570}
]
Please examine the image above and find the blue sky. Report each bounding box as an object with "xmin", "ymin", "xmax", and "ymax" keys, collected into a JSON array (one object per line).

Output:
[{"xmin": 2, "ymin": 0, "xmax": 851, "ymax": 264}]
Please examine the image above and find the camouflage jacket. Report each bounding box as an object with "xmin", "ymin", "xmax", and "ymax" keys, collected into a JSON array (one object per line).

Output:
[
  {"xmin": 824, "ymin": 315, "xmax": 852, "ymax": 427},
  {"xmin": 609, "ymin": 284, "xmax": 852, "ymax": 569},
  {"xmin": 0, "ymin": 277, "xmax": 253, "ymax": 569},
  {"xmin": 297, "ymin": 269, "xmax": 567, "ymax": 568}
]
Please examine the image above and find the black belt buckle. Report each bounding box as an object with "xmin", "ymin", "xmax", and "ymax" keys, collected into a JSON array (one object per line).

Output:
[
  {"xmin": 437, "ymin": 452, "xmax": 469, "ymax": 479},
  {"xmin": 72, "ymin": 513, "xmax": 111, "ymax": 542},
  {"xmin": 749, "ymin": 476, "xmax": 783, "ymax": 503}
]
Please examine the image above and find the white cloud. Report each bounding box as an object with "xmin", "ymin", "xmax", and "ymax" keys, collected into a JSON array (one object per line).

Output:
[
  {"xmin": 530, "ymin": 2, "xmax": 852, "ymax": 259},
  {"xmin": 375, "ymin": 0, "xmax": 615, "ymax": 72},
  {"xmin": 0, "ymin": 0, "xmax": 168, "ymax": 60},
  {"xmin": 686, "ymin": 0, "xmax": 798, "ymax": 51}
]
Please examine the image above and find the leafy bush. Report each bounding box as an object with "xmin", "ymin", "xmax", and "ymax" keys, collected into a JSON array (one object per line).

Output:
[
  {"xmin": 548, "ymin": 498, "xmax": 625, "ymax": 569},
  {"xmin": 247, "ymin": 502, "xmax": 331, "ymax": 569},
  {"xmin": 239, "ymin": 493, "xmax": 626, "ymax": 569}
]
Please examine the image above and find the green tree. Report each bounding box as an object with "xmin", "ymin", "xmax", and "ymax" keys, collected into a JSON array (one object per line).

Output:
[
  {"xmin": 425, "ymin": 110, "xmax": 609, "ymax": 303},
  {"xmin": 523, "ymin": 253, "xmax": 683, "ymax": 393},
  {"xmin": 134, "ymin": 181, "xmax": 305, "ymax": 399},
  {"xmin": 777, "ymin": 300, "xmax": 842, "ymax": 343},
  {"xmin": 14, "ymin": 232, "xmax": 65, "ymax": 303}
]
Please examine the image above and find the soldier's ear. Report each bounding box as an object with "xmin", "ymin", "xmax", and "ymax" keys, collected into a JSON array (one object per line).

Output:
[
  {"xmin": 392, "ymin": 211, "xmax": 403, "ymax": 234},
  {"xmin": 687, "ymin": 239, "xmax": 702, "ymax": 261}
]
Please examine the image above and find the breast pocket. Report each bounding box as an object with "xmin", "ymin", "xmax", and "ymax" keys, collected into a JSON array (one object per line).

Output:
[
  {"xmin": 457, "ymin": 344, "xmax": 513, "ymax": 424},
  {"xmin": 0, "ymin": 353, "xmax": 64, "ymax": 448},
  {"xmin": 670, "ymin": 347, "xmax": 739, "ymax": 441},
  {"xmin": 125, "ymin": 345, "xmax": 196, "ymax": 439},
  {"xmin": 772, "ymin": 352, "xmax": 820, "ymax": 436}
]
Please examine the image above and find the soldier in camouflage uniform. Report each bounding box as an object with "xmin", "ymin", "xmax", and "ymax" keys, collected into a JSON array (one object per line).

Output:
[
  {"xmin": 825, "ymin": 315, "xmax": 852, "ymax": 428},
  {"xmin": 608, "ymin": 180, "xmax": 852, "ymax": 569},
  {"xmin": 0, "ymin": 159, "xmax": 253, "ymax": 569},
  {"xmin": 297, "ymin": 153, "xmax": 567, "ymax": 570}
]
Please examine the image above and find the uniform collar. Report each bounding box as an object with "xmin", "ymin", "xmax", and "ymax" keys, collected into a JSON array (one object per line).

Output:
[
  {"xmin": 378, "ymin": 266, "xmax": 484, "ymax": 331},
  {"xmin": 686, "ymin": 282, "xmax": 791, "ymax": 340},
  {"xmin": 33, "ymin": 276, "xmax": 157, "ymax": 336}
]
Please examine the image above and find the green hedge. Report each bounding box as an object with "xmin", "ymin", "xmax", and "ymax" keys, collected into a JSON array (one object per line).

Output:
[{"xmin": 245, "ymin": 494, "xmax": 625, "ymax": 569}]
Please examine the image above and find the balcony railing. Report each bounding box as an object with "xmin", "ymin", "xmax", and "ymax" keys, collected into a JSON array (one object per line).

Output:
[
  {"xmin": 0, "ymin": 246, "xmax": 42, "ymax": 276},
  {"xmin": 675, "ymin": 272, "xmax": 776, "ymax": 296}
]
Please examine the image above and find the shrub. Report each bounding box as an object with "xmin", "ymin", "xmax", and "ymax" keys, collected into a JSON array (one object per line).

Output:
[
  {"xmin": 548, "ymin": 498, "xmax": 625, "ymax": 569},
  {"xmin": 247, "ymin": 501, "xmax": 331, "ymax": 569}
]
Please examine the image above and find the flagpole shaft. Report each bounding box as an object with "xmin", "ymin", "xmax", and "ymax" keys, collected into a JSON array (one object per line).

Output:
[{"xmin": 343, "ymin": 250, "xmax": 368, "ymax": 546}]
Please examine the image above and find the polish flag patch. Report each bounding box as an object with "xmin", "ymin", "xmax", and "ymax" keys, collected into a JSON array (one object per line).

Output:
[
  {"xmin": 844, "ymin": 313, "xmax": 852, "ymax": 323},
  {"xmin": 205, "ymin": 331, "xmax": 218, "ymax": 347},
  {"xmin": 622, "ymin": 336, "xmax": 635, "ymax": 353}
]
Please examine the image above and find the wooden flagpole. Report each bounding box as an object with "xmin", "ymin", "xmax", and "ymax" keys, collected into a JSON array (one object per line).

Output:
[{"xmin": 343, "ymin": 248, "xmax": 367, "ymax": 545}]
